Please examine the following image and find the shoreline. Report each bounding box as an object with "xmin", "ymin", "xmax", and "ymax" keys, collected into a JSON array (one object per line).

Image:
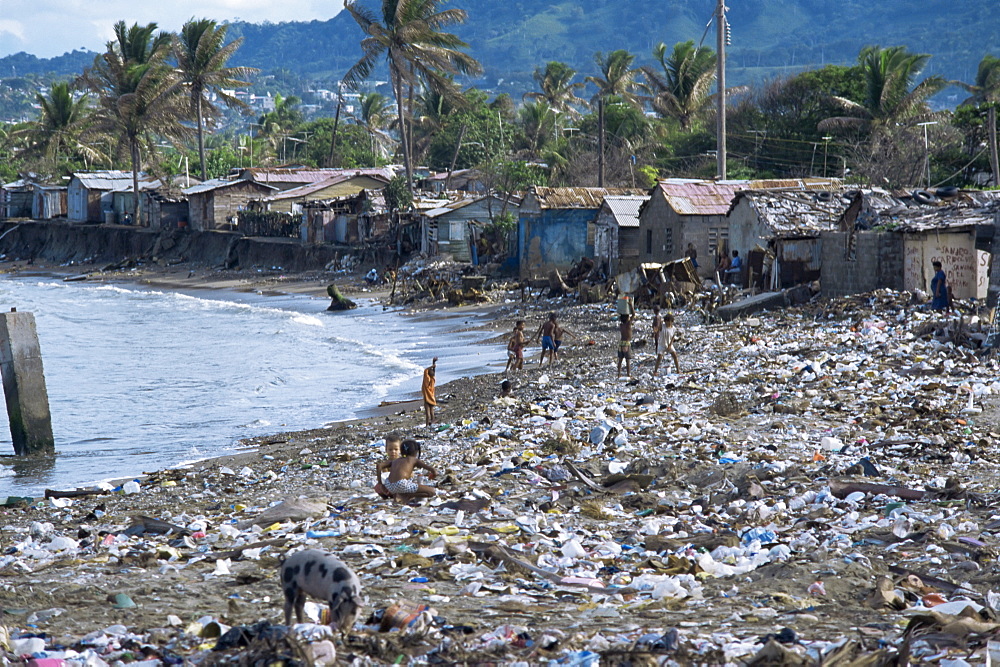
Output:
[{"xmin": 0, "ymin": 260, "xmax": 513, "ymax": 498}]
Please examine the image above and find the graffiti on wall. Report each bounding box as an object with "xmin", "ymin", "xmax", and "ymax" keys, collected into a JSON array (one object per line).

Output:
[{"xmin": 903, "ymin": 234, "xmax": 984, "ymax": 300}]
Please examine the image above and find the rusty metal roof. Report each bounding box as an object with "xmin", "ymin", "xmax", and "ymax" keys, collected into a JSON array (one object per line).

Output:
[
  {"xmin": 240, "ymin": 167, "xmax": 396, "ymax": 184},
  {"xmin": 263, "ymin": 173, "xmax": 391, "ymax": 201},
  {"xmin": 183, "ymin": 178, "xmax": 277, "ymax": 195},
  {"xmin": 731, "ymin": 190, "xmax": 848, "ymax": 237},
  {"xmin": 601, "ymin": 194, "xmax": 649, "ymax": 228},
  {"xmin": 655, "ymin": 178, "xmax": 840, "ymax": 216},
  {"xmin": 860, "ymin": 189, "xmax": 1000, "ymax": 232},
  {"xmin": 530, "ymin": 186, "xmax": 646, "ymax": 209}
]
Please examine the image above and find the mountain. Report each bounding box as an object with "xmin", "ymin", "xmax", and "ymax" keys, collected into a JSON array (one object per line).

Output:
[{"xmin": 1, "ymin": 0, "xmax": 995, "ymax": 95}]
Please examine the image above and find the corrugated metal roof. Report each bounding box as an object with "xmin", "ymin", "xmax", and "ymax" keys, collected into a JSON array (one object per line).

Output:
[
  {"xmin": 732, "ymin": 190, "xmax": 847, "ymax": 236},
  {"xmin": 601, "ymin": 194, "xmax": 649, "ymax": 228},
  {"xmin": 656, "ymin": 178, "xmax": 840, "ymax": 215},
  {"xmin": 73, "ymin": 170, "xmax": 147, "ymax": 191},
  {"xmin": 241, "ymin": 167, "xmax": 395, "ymax": 184},
  {"xmin": 183, "ymin": 178, "xmax": 277, "ymax": 195},
  {"xmin": 264, "ymin": 173, "xmax": 390, "ymax": 201},
  {"xmin": 531, "ymin": 186, "xmax": 646, "ymax": 209},
  {"xmin": 862, "ymin": 189, "xmax": 1000, "ymax": 232}
]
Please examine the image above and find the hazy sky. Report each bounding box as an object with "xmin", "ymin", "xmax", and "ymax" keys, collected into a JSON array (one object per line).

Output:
[{"xmin": 0, "ymin": 0, "xmax": 345, "ymax": 58}]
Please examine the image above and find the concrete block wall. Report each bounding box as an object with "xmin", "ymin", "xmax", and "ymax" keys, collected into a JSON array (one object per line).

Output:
[{"xmin": 821, "ymin": 231, "xmax": 904, "ymax": 297}]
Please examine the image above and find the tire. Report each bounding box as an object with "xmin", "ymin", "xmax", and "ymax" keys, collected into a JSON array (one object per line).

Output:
[
  {"xmin": 912, "ymin": 189, "xmax": 939, "ymax": 205},
  {"xmin": 815, "ymin": 191, "xmax": 834, "ymax": 202},
  {"xmin": 935, "ymin": 186, "xmax": 960, "ymax": 198}
]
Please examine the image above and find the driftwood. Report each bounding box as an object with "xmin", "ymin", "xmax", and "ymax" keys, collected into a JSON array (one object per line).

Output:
[
  {"xmin": 44, "ymin": 487, "xmax": 109, "ymax": 499},
  {"xmin": 830, "ymin": 479, "xmax": 925, "ymax": 501}
]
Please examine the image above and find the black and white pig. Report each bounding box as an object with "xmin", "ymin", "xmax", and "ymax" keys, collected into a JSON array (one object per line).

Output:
[{"xmin": 279, "ymin": 548, "xmax": 363, "ymax": 632}]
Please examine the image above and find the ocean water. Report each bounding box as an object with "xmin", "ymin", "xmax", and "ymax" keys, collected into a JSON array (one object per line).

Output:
[{"xmin": 0, "ymin": 276, "xmax": 504, "ymax": 497}]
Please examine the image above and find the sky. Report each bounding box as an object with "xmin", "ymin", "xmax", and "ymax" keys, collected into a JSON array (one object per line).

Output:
[{"xmin": 0, "ymin": 0, "xmax": 345, "ymax": 58}]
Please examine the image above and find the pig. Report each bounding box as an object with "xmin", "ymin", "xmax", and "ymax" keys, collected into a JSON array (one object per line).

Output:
[{"xmin": 279, "ymin": 549, "xmax": 363, "ymax": 632}]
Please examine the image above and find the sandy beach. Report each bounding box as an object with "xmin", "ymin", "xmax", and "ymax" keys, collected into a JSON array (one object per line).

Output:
[{"xmin": 1, "ymin": 262, "xmax": 1000, "ymax": 664}]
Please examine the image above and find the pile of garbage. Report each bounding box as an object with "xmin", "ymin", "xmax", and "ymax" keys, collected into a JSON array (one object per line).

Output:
[{"xmin": 4, "ymin": 291, "xmax": 1000, "ymax": 664}]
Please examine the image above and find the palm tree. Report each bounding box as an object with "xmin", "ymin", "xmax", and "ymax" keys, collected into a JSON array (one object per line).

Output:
[
  {"xmin": 357, "ymin": 92, "xmax": 395, "ymax": 162},
  {"xmin": 586, "ymin": 50, "xmax": 641, "ymax": 187},
  {"xmin": 79, "ymin": 21, "xmax": 190, "ymax": 226},
  {"xmin": 257, "ymin": 94, "xmax": 302, "ymax": 161},
  {"xmin": 819, "ymin": 45, "xmax": 946, "ymax": 133},
  {"xmin": 15, "ymin": 81, "xmax": 98, "ymax": 172},
  {"xmin": 523, "ymin": 61, "xmax": 585, "ymax": 120},
  {"xmin": 343, "ymin": 0, "xmax": 483, "ymax": 193},
  {"xmin": 641, "ymin": 41, "xmax": 717, "ymax": 131},
  {"xmin": 954, "ymin": 55, "xmax": 1000, "ymax": 186},
  {"xmin": 174, "ymin": 18, "xmax": 258, "ymax": 180},
  {"xmin": 519, "ymin": 100, "xmax": 557, "ymax": 155}
]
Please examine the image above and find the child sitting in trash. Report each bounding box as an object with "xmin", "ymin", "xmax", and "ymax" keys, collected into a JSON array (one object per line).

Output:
[
  {"xmin": 376, "ymin": 439, "xmax": 438, "ymax": 502},
  {"xmin": 374, "ymin": 433, "xmax": 403, "ymax": 499}
]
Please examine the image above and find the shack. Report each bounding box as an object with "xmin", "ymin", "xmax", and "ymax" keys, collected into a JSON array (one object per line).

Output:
[
  {"xmin": 594, "ymin": 194, "xmax": 649, "ymax": 276},
  {"xmin": 422, "ymin": 195, "xmax": 517, "ymax": 263},
  {"xmin": 257, "ymin": 172, "xmax": 390, "ymax": 214},
  {"xmin": 519, "ymin": 186, "xmax": 644, "ymax": 280},
  {"xmin": 67, "ymin": 171, "xmax": 140, "ymax": 223},
  {"xmin": 636, "ymin": 178, "xmax": 839, "ymax": 274},
  {"xmin": 31, "ymin": 184, "xmax": 67, "ymax": 220},
  {"xmin": 300, "ymin": 189, "xmax": 388, "ymax": 244},
  {"xmin": 235, "ymin": 167, "xmax": 394, "ymax": 193},
  {"xmin": 727, "ymin": 189, "xmax": 848, "ymax": 289},
  {"xmin": 183, "ymin": 179, "xmax": 277, "ymax": 231},
  {"xmin": 1, "ymin": 180, "xmax": 34, "ymax": 218},
  {"xmin": 822, "ymin": 189, "xmax": 1000, "ymax": 299}
]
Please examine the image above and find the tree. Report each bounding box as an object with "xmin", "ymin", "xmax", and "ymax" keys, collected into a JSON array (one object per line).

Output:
[
  {"xmin": 15, "ymin": 81, "xmax": 97, "ymax": 174},
  {"xmin": 586, "ymin": 50, "xmax": 641, "ymax": 186},
  {"xmin": 523, "ymin": 61, "xmax": 586, "ymax": 120},
  {"xmin": 641, "ymin": 41, "xmax": 716, "ymax": 131},
  {"xmin": 954, "ymin": 55, "xmax": 1000, "ymax": 186},
  {"xmin": 819, "ymin": 45, "xmax": 946, "ymax": 133},
  {"xmin": 357, "ymin": 92, "xmax": 395, "ymax": 162},
  {"xmin": 257, "ymin": 94, "xmax": 303, "ymax": 162},
  {"xmin": 173, "ymin": 18, "xmax": 258, "ymax": 180},
  {"xmin": 79, "ymin": 21, "xmax": 190, "ymax": 225},
  {"xmin": 343, "ymin": 0, "xmax": 483, "ymax": 193},
  {"xmin": 519, "ymin": 100, "xmax": 557, "ymax": 155}
]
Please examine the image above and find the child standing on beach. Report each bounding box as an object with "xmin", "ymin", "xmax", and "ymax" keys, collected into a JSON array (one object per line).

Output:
[
  {"xmin": 376, "ymin": 439, "xmax": 438, "ymax": 501},
  {"xmin": 374, "ymin": 433, "xmax": 403, "ymax": 499},
  {"xmin": 422, "ymin": 357, "xmax": 438, "ymax": 426},
  {"xmin": 505, "ymin": 320, "xmax": 526, "ymax": 374},
  {"xmin": 617, "ymin": 314, "xmax": 633, "ymax": 379},
  {"xmin": 654, "ymin": 312, "xmax": 681, "ymax": 375}
]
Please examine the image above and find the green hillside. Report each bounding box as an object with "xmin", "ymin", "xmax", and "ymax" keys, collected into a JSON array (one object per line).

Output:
[{"xmin": 1, "ymin": 0, "xmax": 994, "ymax": 95}]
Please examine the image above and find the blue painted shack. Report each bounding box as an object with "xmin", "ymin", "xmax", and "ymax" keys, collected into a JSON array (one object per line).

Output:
[{"xmin": 518, "ymin": 186, "xmax": 645, "ymax": 280}]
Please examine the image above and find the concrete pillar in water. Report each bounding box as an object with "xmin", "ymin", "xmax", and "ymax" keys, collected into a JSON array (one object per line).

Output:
[{"xmin": 0, "ymin": 309, "xmax": 54, "ymax": 456}]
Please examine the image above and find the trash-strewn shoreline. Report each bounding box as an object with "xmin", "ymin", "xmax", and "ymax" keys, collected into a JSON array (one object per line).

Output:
[{"xmin": 2, "ymin": 266, "xmax": 1000, "ymax": 665}]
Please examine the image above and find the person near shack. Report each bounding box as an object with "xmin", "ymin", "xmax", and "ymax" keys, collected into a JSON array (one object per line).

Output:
[
  {"xmin": 421, "ymin": 357, "xmax": 438, "ymax": 426},
  {"xmin": 715, "ymin": 252, "xmax": 730, "ymax": 277},
  {"xmin": 931, "ymin": 261, "xmax": 951, "ymax": 312},
  {"xmin": 725, "ymin": 250, "xmax": 743, "ymax": 285},
  {"xmin": 685, "ymin": 243, "xmax": 699, "ymax": 269}
]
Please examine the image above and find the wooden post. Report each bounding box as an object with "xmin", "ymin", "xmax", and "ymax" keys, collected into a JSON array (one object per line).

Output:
[{"xmin": 0, "ymin": 309, "xmax": 54, "ymax": 456}]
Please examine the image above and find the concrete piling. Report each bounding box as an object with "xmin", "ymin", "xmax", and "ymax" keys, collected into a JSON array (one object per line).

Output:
[{"xmin": 0, "ymin": 309, "xmax": 54, "ymax": 456}]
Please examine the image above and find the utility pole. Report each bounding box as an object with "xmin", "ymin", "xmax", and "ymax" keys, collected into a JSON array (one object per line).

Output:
[
  {"xmin": 716, "ymin": 0, "xmax": 727, "ymax": 180},
  {"xmin": 917, "ymin": 121, "xmax": 938, "ymax": 189},
  {"xmin": 989, "ymin": 106, "xmax": 1000, "ymax": 188}
]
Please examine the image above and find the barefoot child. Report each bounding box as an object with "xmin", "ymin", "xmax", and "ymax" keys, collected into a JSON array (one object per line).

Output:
[
  {"xmin": 656, "ymin": 312, "xmax": 680, "ymax": 374},
  {"xmin": 617, "ymin": 314, "xmax": 633, "ymax": 378},
  {"xmin": 422, "ymin": 357, "xmax": 438, "ymax": 426},
  {"xmin": 505, "ymin": 320, "xmax": 526, "ymax": 374},
  {"xmin": 376, "ymin": 439, "xmax": 438, "ymax": 501},
  {"xmin": 374, "ymin": 433, "xmax": 403, "ymax": 499}
]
